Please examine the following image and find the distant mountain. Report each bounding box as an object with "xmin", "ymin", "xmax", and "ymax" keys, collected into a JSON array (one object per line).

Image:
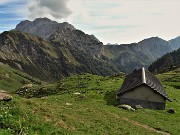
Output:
[
  {"xmin": 104, "ymin": 37, "xmax": 173, "ymax": 73},
  {"xmin": 169, "ymin": 36, "xmax": 180, "ymax": 50},
  {"xmin": 15, "ymin": 17, "xmax": 75, "ymax": 39},
  {"xmin": 149, "ymin": 48, "xmax": 180, "ymax": 73}
]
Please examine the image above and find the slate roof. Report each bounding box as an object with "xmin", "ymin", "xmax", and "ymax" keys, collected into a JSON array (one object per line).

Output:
[{"xmin": 117, "ymin": 67, "xmax": 171, "ymax": 101}]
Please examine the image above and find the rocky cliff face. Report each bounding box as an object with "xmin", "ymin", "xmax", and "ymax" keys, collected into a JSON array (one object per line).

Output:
[
  {"xmin": 49, "ymin": 28, "xmax": 104, "ymax": 58},
  {"xmin": 15, "ymin": 17, "xmax": 104, "ymax": 58},
  {"xmin": 15, "ymin": 17, "xmax": 75, "ymax": 39}
]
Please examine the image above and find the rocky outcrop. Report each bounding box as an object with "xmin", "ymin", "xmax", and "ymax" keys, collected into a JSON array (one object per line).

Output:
[
  {"xmin": 49, "ymin": 28, "xmax": 104, "ymax": 58},
  {"xmin": 0, "ymin": 90, "xmax": 12, "ymax": 101}
]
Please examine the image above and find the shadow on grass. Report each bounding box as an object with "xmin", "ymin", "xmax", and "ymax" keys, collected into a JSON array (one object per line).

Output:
[{"xmin": 104, "ymin": 90, "xmax": 119, "ymax": 106}]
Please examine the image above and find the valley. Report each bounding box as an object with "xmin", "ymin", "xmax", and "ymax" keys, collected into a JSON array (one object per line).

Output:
[{"xmin": 0, "ymin": 18, "xmax": 180, "ymax": 135}]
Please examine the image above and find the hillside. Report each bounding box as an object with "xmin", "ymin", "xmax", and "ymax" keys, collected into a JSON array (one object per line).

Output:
[
  {"xmin": 149, "ymin": 48, "xmax": 180, "ymax": 73},
  {"xmin": 0, "ymin": 63, "xmax": 41, "ymax": 92},
  {"xmin": 0, "ymin": 30, "xmax": 119, "ymax": 81},
  {"xmin": 0, "ymin": 70, "xmax": 180, "ymax": 134},
  {"xmin": 104, "ymin": 37, "xmax": 174, "ymax": 73}
]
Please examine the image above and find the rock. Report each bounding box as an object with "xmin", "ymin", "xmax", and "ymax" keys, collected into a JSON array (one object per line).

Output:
[
  {"xmin": 21, "ymin": 84, "xmax": 33, "ymax": 89},
  {"xmin": 66, "ymin": 102, "xmax": 72, "ymax": 106},
  {"xmin": 167, "ymin": 108, "xmax": 175, "ymax": 114},
  {"xmin": 74, "ymin": 92, "xmax": 81, "ymax": 95},
  {"xmin": 118, "ymin": 104, "xmax": 135, "ymax": 112},
  {"xmin": 0, "ymin": 90, "xmax": 12, "ymax": 102},
  {"xmin": 134, "ymin": 105, "xmax": 143, "ymax": 109}
]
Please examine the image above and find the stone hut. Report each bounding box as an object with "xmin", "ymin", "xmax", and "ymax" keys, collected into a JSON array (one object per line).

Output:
[{"xmin": 116, "ymin": 67, "xmax": 171, "ymax": 110}]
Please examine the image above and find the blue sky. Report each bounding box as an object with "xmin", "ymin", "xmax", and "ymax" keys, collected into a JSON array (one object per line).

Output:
[
  {"xmin": 0, "ymin": 0, "xmax": 28, "ymax": 32},
  {"xmin": 0, "ymin": 0, "xmax": 180, "ymax": 44}
]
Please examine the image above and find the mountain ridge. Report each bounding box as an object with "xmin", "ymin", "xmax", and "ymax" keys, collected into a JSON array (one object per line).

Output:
[
  {"xmin": 104, "ymin": 36, "xmax": 174, "ymax": 73},
  {"xmin": 0, "ymin": 17, "xmax": 179, "ymax": 80}
]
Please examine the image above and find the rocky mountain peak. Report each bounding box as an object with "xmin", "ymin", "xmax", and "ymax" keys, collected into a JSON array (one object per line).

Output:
[
  {"xmin": 138, "ymin": 37, "xmax": 167, "ymax": 45},
  {"xmin": 15, "ymin": 17, "xmax": 75, "ymax": 39},
  {"xmin": 34, "ymin": 17, "xmax": 51, "ymax": 22}
]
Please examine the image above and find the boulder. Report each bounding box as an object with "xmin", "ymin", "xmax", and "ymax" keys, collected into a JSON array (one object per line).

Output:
[
  {"xmin": 0, "ymin": 90, "xmax": 12, "ymax": 102},
  {"xmin": 21, "ymin": 84, "xmax": 33, "ymax": 89},
  {"xmin": 74, "ymin": 92, "xmax": 81, "ymax": 95},
  {"xmin": 118, "ymin": 104, "xmax": 135, "ymax": 112},
  {"xmin": 167, "ymin": 108, "xmax": 175, "ymax": 114},
  {"xmin": 66, "ymin": 102, "xmax": 72, "ymax": 106}
]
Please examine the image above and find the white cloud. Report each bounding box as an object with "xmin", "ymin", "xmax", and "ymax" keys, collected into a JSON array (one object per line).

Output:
[
  {"xmin": 28, "ymin": 0, "xmax": 71, "ymax": 20},
  {"xmin": 63, "ymin": 0, "xmax": 180, "ymax": 44}
]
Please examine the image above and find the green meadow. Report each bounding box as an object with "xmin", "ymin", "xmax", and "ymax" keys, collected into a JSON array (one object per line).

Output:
[{"xmin": 0, "ymin": 64, "xmax": 180, "ymax": 135}]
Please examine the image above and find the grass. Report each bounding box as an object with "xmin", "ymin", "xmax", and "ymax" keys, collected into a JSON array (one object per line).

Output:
[
  {"xmin": 0, "ymin": 69, "xmax": 180, "ymax": 134},
  {"xmin": 0, "ymin": 64, "xmax": 31, "ymax": 92},
  {"xmin": 0, "ymin": 64, "xmax": 42, "ymax": 92}
]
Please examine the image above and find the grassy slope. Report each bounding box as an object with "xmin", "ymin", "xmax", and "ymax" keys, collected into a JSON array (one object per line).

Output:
[
  {"xmin": 0, "ymin": 70, "xmax": 180, "ymax": 134},
  {"xmin": 0, "ymin": 63, "xmax": 42, "ymax": 92}
]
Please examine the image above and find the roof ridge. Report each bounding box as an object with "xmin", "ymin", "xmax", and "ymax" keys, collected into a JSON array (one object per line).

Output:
[{"xmin": 142, "ymin": 67, "xmax": 146, "ymax": 83}]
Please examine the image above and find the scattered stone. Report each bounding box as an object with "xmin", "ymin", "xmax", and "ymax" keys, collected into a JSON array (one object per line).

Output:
[
  {"xmin": 74, "ymin": 92, "xmax": 81, "ymax": 95},
  {"xmin": 134, "ymin": 105, "xmax": 143, "ymax": 110},
  {"xmin": 66, "ymin": 102, "xmax": 72, "ymax": 106},
  {"xmin": 4, "ymin": 74, "xmax": 10, "ymax": 79},
  {"xmin": 0, "ymin": 90, "xmax": 12, "ymax": 102},
  {"xmin": 21, "ymin": 84, "xmax": 33, "ymax": 89},
  {"xmin": 167, "ymin": 108, "xmax": 175, "ymax": 114},
  {"xmin": 118, "ymin": 104, "xmax": 135, "ymax": 112}
]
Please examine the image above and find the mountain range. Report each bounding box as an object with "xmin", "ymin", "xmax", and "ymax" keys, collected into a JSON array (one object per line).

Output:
[
  {"xmin": 0, "ymin": 17, "xmax": 180, "ymax": 81},
  {"xmin": 104, "ymin": 37, "xmax": 175, "ymax": 73}
]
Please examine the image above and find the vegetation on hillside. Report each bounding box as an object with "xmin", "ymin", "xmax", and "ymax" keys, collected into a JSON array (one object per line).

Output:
[
  {"xmin": 149, "ymin": 48, "xmax": 180, "ymax": 73},
  {"xmin": 0, "ymin": 63, "xmax": 41, "ymax": 92},
  {"xmin": 0, "ymin": 69, "xmax": 180, "ymax": 134}
]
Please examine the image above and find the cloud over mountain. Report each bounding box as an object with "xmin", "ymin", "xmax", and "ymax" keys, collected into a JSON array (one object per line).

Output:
[{"xmin": 28, "ymin": 0, "xmax": 71, "ymax": 19}]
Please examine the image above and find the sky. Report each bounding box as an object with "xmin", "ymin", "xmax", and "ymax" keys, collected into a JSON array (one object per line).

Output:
[{"xmin": 0, "ymin": 0, "xmax": 180, "ymax": 44}]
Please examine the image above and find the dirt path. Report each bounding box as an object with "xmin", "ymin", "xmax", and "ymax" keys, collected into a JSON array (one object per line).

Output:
[{"xmin": 110, "ymin": 113, "xmax": 171, "ymax": 135}]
